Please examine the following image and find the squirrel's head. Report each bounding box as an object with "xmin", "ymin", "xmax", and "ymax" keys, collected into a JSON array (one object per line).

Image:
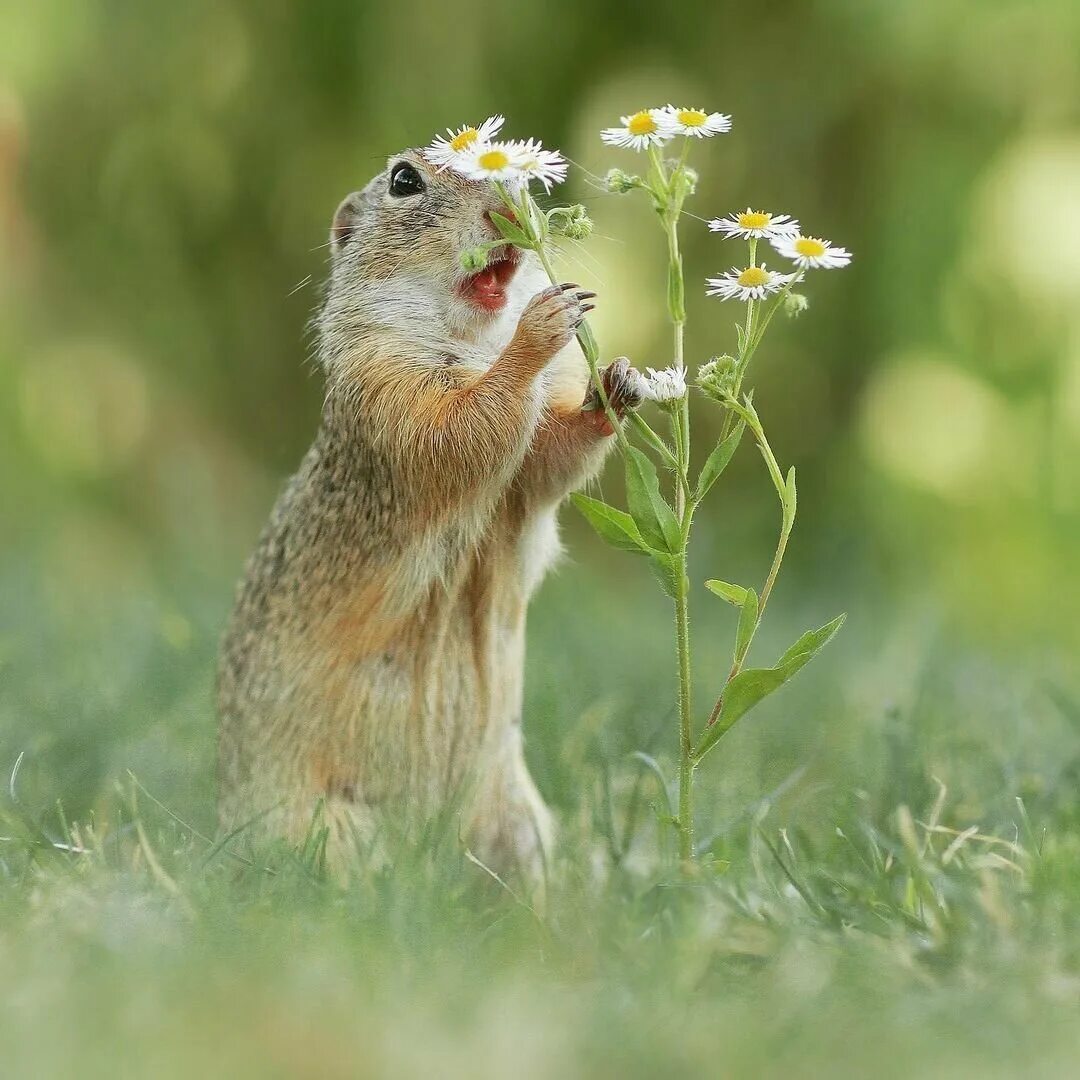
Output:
[{"xmin": 323, "ymin": 150, "xmax": 542, "ymax": 345}]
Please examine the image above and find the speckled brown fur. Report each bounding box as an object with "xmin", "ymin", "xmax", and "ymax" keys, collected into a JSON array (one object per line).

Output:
[{"xmin": 217, "ymin": 150, "xmax": 641, "ymax": 885}]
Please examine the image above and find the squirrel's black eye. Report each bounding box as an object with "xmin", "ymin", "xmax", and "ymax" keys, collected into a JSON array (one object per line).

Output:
[{"xmin": 388, "ymin": 162, "xmax": 426, "ymax": 198}]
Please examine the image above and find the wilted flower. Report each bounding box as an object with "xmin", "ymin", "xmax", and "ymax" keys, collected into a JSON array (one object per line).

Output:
[
  {"xmin": 637, "ymin": 365, "xmax": 688, "ymax": 404},
  {"xmin": 601, "ymin": 108, "xmax": 677, "ymax": 151},
  {"xmin": 697, "ymin": 355, "xmax": 738, "ymax": 400},
  {"xmin": 706, "ymin": 264, "xmax": 796, "ymax": 302},
  {"xmin": 771, "ymin": 234, "xmax": 853, "ymax": 270},
  {"xmin": 423, "ymin": 116, "xmax": 505, "ymax": 167},
  {"xmin": 709, "ymin": 209, "xmax": 800, "ymax": 241},
  {"xmin": 662, "ymin": 106, "xmax": 732, "ymax": 138},
  {"xmin": 784, "ymin": 292, "xmax": 810, "ymax": 317}
]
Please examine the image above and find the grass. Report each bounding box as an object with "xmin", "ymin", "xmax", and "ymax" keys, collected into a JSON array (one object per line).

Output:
[{"xmin": 3, "ymin": 529, "xmax": 1080, "ymax": 1079}]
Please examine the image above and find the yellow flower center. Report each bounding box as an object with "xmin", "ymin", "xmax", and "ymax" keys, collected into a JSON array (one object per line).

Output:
[
  {"xmin": 737, "ymin": 266, "xmax": 772, "ymax": 288},
  {"xmin": 627, "ymin": 111, "xmax": 657, "ymax": 136},
  {"xmin": 477, "ymin": 149, "xmax": 510, "ymax": 171},
  {"xmin": 450, "ymin": 128, "xmax": 479, "ymax": 152},
  {"xmin": 794, "ymin": 237, "xmax": 827, "ymax": 258},
  {"xmin": 737, "ymin": 211, "xmax": 772, "ymax": 231},
  {"xmin": 677, "ymin": 109, "xmax": 708, "ymax": 127}
]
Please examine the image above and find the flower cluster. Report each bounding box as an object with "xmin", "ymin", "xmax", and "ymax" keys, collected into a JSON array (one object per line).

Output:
[
  {"xmin": 423, "ymin": 116, "xmax": 567, "ymax": 192},
  {"xmin": 601, "ymin": 105, "xmax": 732, "ymax": 150},
  {"xmin": 706, "ymin": 205, "xmax": 853, "ymax": 302}
]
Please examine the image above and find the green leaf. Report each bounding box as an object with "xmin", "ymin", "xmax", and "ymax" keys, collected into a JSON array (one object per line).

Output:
[
  {"xmin": 775, "ymin": 613, "xmax": 847, "ymax": 669},
  {"xmin": 783, "ymin": 466, "xmax": 797, "ymax": 532},
  {"xmin": 624, "ymin": 446, "xmax": 682, "ymax": 554},
  {"xmin": 735, "ymin": 323, "xmax": 747, "ymax": 356},
  {"xmin": 734, "ymin": 587, "xmax": 759, "ymax": 666},
  {"xmin": 570, "ymin": 493, "xmax": 648, "ymax": 554},
  {"xmin": 647, "ymin": 551, "xmax": 682, "ymax": 599},
  {"xmin": 695, "ymin": 613, "xmax": 846, "ymax": 762},
  {"xmin": 489, "ymin": 211, "xmax": 533, "ymax": 249},
  {"xmin": 694, "ymin": 421, "xmax": 745, "ymax": 501},
  {"xmin": 705, "ymin": 580, "xmax": 747, "ymax": 606},
  {"xmin": 627, "ymin": 414, "xmax": 673, "ymax": 461}
]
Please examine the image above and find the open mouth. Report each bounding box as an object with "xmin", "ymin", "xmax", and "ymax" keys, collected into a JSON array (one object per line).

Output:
[{"xmin": 460, "ymin": 246, "xmax": 521, "ymax": 312}]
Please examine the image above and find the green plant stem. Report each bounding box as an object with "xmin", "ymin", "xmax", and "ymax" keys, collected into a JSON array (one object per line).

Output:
[
  {"xmin": 705, "ymin": 397, "xmax": 796, "ymax": 729},
  {"xmin": 628, "ymin": 411, "xmax": 682, "ymax": 474},
  {"xmin": 654, "ymin": 154, "xmax": 695, "ymax": 865},
  {"xmin": 522, "ymin": 204, "xmax": 629, "ymax": 450},
  {"xmin": 757, "ymin": 520, "xmax": 791, "ymax": 621},
  {"xmin": 493, "ymin": 184, "xmax": 620, "ymax": 427},
  {"xmin": 717, "ymin": 265, "xmax": 800, "ymax": 446},
  {"xmin": 674, "ymin": 570, "xmax": 694, "ymax": 862},
  {"xmin": 736, "ymin": 275, "xmax": 799, "ymax": 388}
]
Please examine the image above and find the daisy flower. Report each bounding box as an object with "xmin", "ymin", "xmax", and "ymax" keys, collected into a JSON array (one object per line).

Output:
[
  {"xmin": 663, "ymin": 105, "xmax": 732, "ymax": 138},
  {"xmin": 708, "ymin": 209, "xmax": 800, "ymax": 241},
  {"xmin": 636, "ymin": 366, "xmax": 688, "ymax": 403},
  {"xmin": 771, "ymin": 233, "xmax": 853, "ymax": 270},
  {"xmin": 504, "ymin": 138, "xmax": 568, "ymax": 192},
  {"xmin": 423, "ymin": 116, "xmax": 504, "ymax": 168},
  {"xmin": 453, "ymin": 140, "xmax": 528, "ymax": 185},
  {"xmin": 706, "ymin": 264, "xmax": 796, "ymax": 302},
  {"xmin": 601, "ymin": 108, "xmax": 677, "ymax": 151}
]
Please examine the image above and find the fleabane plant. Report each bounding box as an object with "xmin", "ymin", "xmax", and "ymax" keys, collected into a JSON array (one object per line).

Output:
[{"xmin": 424, "ymin": 109, "xmax": 851, "ymax": 868}]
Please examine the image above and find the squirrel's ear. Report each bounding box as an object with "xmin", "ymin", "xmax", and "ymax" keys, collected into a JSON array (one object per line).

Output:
[{"xmin": 331, "ymin": 193, "xmax": 363, "ymax": 251}]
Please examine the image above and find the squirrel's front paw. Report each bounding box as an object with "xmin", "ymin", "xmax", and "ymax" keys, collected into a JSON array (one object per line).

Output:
[
  {"xmin": 582, "ymin": 356, "xmax": 644, "ymax": 436},
  {"xmin": 513, "ymin": 283, "xmax": 594, "ymax": 368}
]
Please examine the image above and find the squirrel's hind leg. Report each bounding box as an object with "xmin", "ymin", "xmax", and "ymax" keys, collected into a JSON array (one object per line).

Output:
[
  {"xmin": 467, "ymin": 755, "xmax": 556, "ymax": 903},
  {"xmin": 227, "ymin": 794, "xmax": 386, "ymax": 882}
]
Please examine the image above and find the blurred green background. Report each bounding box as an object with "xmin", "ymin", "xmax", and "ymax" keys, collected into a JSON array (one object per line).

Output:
[
  {"xmin": 2, "ymin": 0, "xmax": 1079, "ymax": 875},
  {"xmin": 4, "ymin": 2, "xmax": 1080, "ymax": 1076}
]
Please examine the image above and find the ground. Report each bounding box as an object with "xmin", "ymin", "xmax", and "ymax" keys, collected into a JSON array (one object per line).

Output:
[{"xmin": 3, "ymin": 536, "xmax": 1079, "ymax": 1079}]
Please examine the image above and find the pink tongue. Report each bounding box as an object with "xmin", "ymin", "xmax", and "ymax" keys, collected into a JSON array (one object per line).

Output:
[{"xmin": 472, "ymin": 267, "xmax": 501, "ymax": 299}]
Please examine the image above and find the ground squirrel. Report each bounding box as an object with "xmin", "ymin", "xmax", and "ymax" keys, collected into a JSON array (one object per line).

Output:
[{"xmin": 217, "ymin": 150, "xmax": 641, "ymax": 883}]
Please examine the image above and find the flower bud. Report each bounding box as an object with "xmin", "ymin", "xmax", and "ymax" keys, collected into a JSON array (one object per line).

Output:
[
  {"xmin": 605, "ymin": 168, "xmax": 642, "ymax": 194},
  {"xmin": 672, "ymin": 166, "xmax": 698, "ymax": 199},
  {"xmin": 459, "ymin": 247, "xmax": 489, "ymax": 273},
  {"xmin": 784, "ymin": 292, "xmax": 809, "ymax": 318},
  {"xmin": 547, "ymin": 204, "xmax": 593, "ymax": 241},
  {"xmin": 697, "ymin": 355, "xmax": 737, "ymax": 401}
]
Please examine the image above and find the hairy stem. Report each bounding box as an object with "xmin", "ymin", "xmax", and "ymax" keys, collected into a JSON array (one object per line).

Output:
[
  {"xmin": 657, "ymin": 160, "xmax": 695, "ymax": 865},
  {"xmin": 498, "ymin": 184, "xmax": 628, "ymax": 447},
  {"xmin": 675, "ymin": 568, "xmax": 694, "ymax": 862},
  {"xmin": 705, "ymin": 401, "xmax": 795, "ymax": 729}
]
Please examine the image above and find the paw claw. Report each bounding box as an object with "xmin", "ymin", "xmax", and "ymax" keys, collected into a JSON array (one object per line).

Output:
[
  {"xmin": 582, "ymin": 356, "xmax": 644, "ymax": 421},
  {"xmin": 515, "ymin": 284, "xmax": 596, "ymax": 364}
]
